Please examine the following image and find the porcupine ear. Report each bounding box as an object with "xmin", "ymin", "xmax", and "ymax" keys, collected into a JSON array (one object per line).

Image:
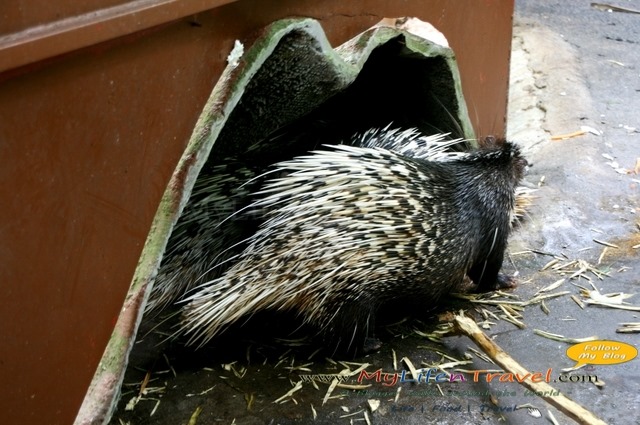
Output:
[
  {"xmin": 487, "ymin": 136, "xmax": 528, "ymax": 182},
  {"xmin": 478, "ymin": 135, "xmax": 519, "ymax": 153},
  {"xmin": 476, "ymin": 136, "xmax": 527, "ymax": 181},
  {"xmin": 479, "ymin": 136, "xmax": 521, "ymax": 160},
  {"xmin": 479, "ymin": 135, "xmax": 505, "ymax": 149}
]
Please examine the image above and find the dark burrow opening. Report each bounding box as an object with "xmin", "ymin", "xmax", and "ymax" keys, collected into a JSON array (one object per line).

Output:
[{"xmin": 213, "ymin": 30, "xmax": 470, "ymax": 166}]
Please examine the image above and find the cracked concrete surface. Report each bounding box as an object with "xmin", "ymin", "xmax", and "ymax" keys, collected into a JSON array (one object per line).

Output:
[
  {"xmin": 500, "ymin": 3, "xmax": 640, "ymax": 424},
  {"xmin": 509, "ymin": 18, "xmax": 638, "ymax": 253}
]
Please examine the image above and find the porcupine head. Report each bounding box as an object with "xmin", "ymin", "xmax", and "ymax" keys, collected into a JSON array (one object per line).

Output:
[
  {"xmin": 459, "ymin": 136, "xmax": 528, "ymax": 292},
  {"xmin": 328, "ymin": 137, "xmax": 528, "ymax": 356}
]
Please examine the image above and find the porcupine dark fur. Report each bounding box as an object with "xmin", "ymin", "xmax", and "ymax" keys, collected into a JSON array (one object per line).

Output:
[
  {"xmin": 146, "ymin": 160, "xmax": 261, "ymax": 314},
  {"xmin": 179, "ymin": 135, "xmax": 527, "ymax": 357},
  {"xmin": 146, "ymin": 127, "xmax": 465, "ymax": 314}
]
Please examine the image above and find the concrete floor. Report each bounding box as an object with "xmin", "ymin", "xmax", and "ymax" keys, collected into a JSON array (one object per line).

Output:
[
  {"xmin": 497, "ymin": 1, "xmax": 640, "ymax": 424},
  {"xmin": 109, "ymin": 2, "xmax": 639, "ymax": 424}
]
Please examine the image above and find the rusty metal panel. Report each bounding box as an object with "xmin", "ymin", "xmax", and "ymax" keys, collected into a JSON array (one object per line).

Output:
[
  {"xmin": 0, "ymin": 1, "xmax": 513, "ymax": 424},
  {"xmin": 1, "ymin": 0, "xmax": 132, "ymax": 35},
  {"xmin": 0, "ymin": 0, "xmax": 239, "ymax": 73}
]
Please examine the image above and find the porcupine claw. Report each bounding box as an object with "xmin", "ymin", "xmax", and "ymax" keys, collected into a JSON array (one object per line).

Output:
[
  {"xmin": 494, "ymin": 273, "xmax": 518, "ymax": 290},
  {"xmin": 362, "ymin": 337, "xmax": 383, "ymax": 354},
  {"xmin": 457, "ymin": 273, "xmax": 518, "ymax": 294}
]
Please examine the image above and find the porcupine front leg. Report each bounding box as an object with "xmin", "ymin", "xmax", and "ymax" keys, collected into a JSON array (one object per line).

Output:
[
  {"xmin": 467, "ymin": 236, "xmax": 516, "ymax": 292},
  {"xmin": 322, "ymin": 299, "xmax": 381, "ymax": 358}
]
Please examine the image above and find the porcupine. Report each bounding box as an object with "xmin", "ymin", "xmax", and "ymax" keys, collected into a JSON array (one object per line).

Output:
[
  {"xmin": 178, "ymin": 132, "xmax": 528, "ymax": 357},
  {"xmin": 145, "ymin": 127, "xmax": 464, "ymax": 314}
]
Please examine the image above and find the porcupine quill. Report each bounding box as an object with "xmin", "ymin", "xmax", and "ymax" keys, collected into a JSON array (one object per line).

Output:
[{"xmin": 146, "ymin": 127, "xmax": 466, "ymax": 314}]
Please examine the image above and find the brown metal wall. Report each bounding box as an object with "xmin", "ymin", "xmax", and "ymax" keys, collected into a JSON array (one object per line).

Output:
[
  {"xmin": 0, "ymin": 1, "xmax": 513, "ymax": 424},
  {"xmin": 1, "ymin": 0, "xmax": 131, "ymax": 35}
]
